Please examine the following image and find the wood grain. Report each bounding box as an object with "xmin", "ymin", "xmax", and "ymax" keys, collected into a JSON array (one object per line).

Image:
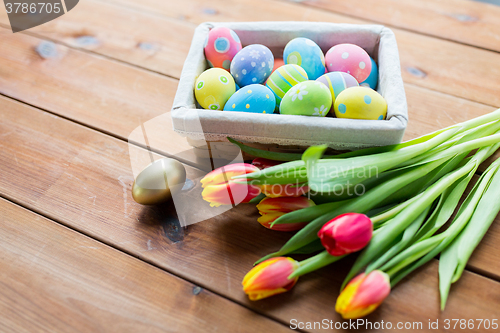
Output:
[
  {"xmin": 0, "ymin": 26, "xmax": 202, "ymax": 167},
  {"xmin": 0, "ymin": 0, "xmax": 195, "ymax": 77},
  {"xmin": 1, "ymin": 93, "xmax": 500, "ymax": 331},
  {"xmin": 0, "ymin": 198, "xmax": 293, "ymax": 333},
  {"xmin": 298, "ymin": 0, "xmax": 500, "ymax": 52}
]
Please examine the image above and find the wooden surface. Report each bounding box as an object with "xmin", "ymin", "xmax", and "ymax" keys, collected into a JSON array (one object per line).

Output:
[{"xmin": 0, "ymin": 0, "xmax": 499, "ymax": 331}]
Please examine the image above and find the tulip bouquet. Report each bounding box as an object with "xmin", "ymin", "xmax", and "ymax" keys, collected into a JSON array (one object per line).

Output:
[{"xmin": 200, "ymin": 108, "xmax": 500, "ymax": 319}]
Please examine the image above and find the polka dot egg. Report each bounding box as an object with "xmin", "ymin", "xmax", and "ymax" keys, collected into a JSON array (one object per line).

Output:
[
  {"xmin": 334, "ymin": 86, "xmax": 387, "ymax": 120},
  {"xmin": 360, "ymin": 57, "xmax": 378, "ymax": 89},
  {"xmin": 316, "ymin": 71, "xmax": 358, "ymax": 108},
  {"xmin": 195, "ymin": 68, "xmax": 236, "ymax": 110},
  {"xmin": 266, "ymin": 64, "xmax": 308, "ymax": 109},
  {"xmin": 325, "ymin": 44, "xmax": 372, "ymax": 83},
  {"xmin": 223, "ymin": 84, "xmax": 276, "ymax": 114},
  {"xmin": 284, "ymin": 38, "xmax": 325, "ymax": 80},
  {"xmin": 230, "ymin": 44, "xmax": 274, "ymax": 87},
  {"xmin": 280, "ymin": 81, "xmax": 332, "ymax": 117},
  {"xmin": 204, "ymin": 27, "xmax": 242, "ymax": 71}
]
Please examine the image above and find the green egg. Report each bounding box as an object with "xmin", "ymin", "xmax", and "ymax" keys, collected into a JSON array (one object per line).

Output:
[{"xmin": 279, "ymin": 80, "xmax": 332, "ymax": 117}]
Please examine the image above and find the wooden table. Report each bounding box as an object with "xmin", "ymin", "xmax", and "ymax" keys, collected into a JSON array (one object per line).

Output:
[{"xmin": 1, "ymin": 0, "xmax": 500, "ymax": 331}]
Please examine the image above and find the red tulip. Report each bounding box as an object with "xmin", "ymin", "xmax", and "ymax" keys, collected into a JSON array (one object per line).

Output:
[
  {"xmin": 201, "ymin": 163, "xmax": 261, "ymax": 207},
  {"xmin": 336, "ymin": 270, "xmax": 391, "ymax": 319},
  {"xmin": 242, "ymin": 257, "xmax": 299, "ymax": 301},
  {"xmin": 318, "ymin": 213, "xmax": 373, "ymax": 256},
  {"xmin": 252, "ymin": 157, "xmax": 282, "ymax": 170},
  {"xmin": 257, "ymin": 196, "xmax": 315, "ymax": 231}
]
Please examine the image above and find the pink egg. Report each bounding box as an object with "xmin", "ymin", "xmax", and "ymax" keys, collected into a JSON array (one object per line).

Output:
[
  {"xmin": 325, "ymin": 44, "xmax": 372, "ymax": 82},
  {"xmin": 204, "ymin": 27, "xmax": 242, "ymax": 71}
]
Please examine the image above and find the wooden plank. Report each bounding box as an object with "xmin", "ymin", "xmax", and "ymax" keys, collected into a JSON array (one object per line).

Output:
[
  {"xmin": 0, "ymin": 198, "xmax": 292, "ymax": 333},
  {"xmin": 1, "ymin": 95, "xmax": 500, "ymax": 331},
  {"xmin": 0, "ymin": 26, "xmax": 200, "ymax": 167},
  {"xmin": 297, "ymin": 0, "xmax": 500, "ymax": 53},
  {"xmin": 2, "ymin": 0, "xmax": 500, "ymax": 107},
  {"xmin": 0, "ymin": 0, "xmax": 195, "ymax": 78},
  {"xmin": 95, "ymin": 0, "xmax": 500, "ymax": 107}
]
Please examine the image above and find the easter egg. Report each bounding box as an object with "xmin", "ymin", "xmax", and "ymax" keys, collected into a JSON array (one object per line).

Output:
[
  {"xmin": 195, "ymin": 68, "xmax": 236, "ymax": 110},
  {"xmin": 230, "ymin": 44, "xmax": 274, "ymax": 87},
  {"xmin": 334, "ymin": 87, "xmax": 387, "ymax": 120},
  {"xmin": 325, "ymin": 44, "xmax": 372, "ymax": 82},
  {"xmin": 224, "ymin": 84, "xmax": 276, "ymax": 114},
  {"xmin": 316, "ymin": 71, "xmax": 358, "ymax": 108},
  {"xmin": 360, "ymin": 57, "xmax": 378, "ymax": 89},
  {"xmin": 204, "ymin": 27, "xmax": 242, "ymax": 71},
  {"xmin": 266, "ymin": 64, "xmax": 308, "ymax": 109},
  {"xmin": 284, "ymin": 38, "xmax": 325, "ymax": 80},
  {"xmin": 280, "ymin": 81, "xmax": 332, "ymax": 117}
]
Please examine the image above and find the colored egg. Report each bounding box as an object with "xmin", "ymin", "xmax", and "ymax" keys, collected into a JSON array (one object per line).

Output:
[
  {"xmin": 195, "ymin": 68, "xmax": 236, "ymax": 110},
  {"xmin": 280, "ymin": 80, "xmax": 332, "ymax": 117},
  {"xmin": 204, "ymin": 27, "xmax": 242, "ymax": 71},
  {"xmin": 360, "ymin": 57, "xmax": 378, "ymax": 89},
  {"xmin": 334, "ymin": 87, "xmax": 387, "ymax": 120},
  {"xmin": 284, "ymin": 38, "xmax": 325, "ymax": 80},
  {"xmin": 230, "ymin": 44, "xmax": 274, "ymax": 87},
  {"xmin": 223, "ymin": 84, "xmax": 276, "ymax": 114},
  {"xmin": 266, "ymin": 64, "xmax": 308, "ymax": 109},
  {"xmin": 316, "ymin": 71, "xmax": 358, "ymax": 108},
  {"xmin": 325, "ymin": 44, "xmax": 372, "ymax": 82}
]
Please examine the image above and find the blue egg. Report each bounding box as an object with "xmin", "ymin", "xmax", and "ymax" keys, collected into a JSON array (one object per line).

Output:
[
  {"xmin": 360, "ymin": 57, "xmax": 378, "ymax": 89},
  {"xmin": 223, "ymin": 84, "xmax": 276, "ymax": 114},
  {"xmin": 230, "ymin": 44, "xmax": 274, "ymax": 87},
  {"xmin": 283, "ymin": 38, "xmax": 325, "ymax": 80}
]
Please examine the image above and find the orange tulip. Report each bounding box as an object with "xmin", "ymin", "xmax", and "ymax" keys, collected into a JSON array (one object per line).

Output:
[
  {"xmin": 242, "ymin": 257, "xmax": 299, "ymax": 301},
  {"xmin": 257, "ymin": 196, "xmax": 315, "ymax": 231},
  {"xmin": 201, "ymin": 163, "xmax": 261, "ymax": 207},
  {"xmin": 260, "ymin": 183, "xmax": 309, "ymax": 198},
  {"xmin": 336, "ymin": 270, "xmax": 391, "ymax": 319}
]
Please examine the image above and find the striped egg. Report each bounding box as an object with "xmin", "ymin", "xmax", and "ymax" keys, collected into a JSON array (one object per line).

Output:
[
  {"xmin": 316, "ymin": 72, "xmax": 358, "ymax": 109},
  {"xmin": 266, "ymin": 64, "xmax": 308, "ymax": 109}
]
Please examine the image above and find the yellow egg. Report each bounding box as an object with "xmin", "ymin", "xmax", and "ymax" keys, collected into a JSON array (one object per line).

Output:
[
  {"xmin": 195, "ymin": 68, "xmax": 236, "ymax": 110},
  {"xmin": 132, "ymin": 158, "xmax": 186, "ymax": 205},
  {"xmin": 334, "ymin": 87, "xmax": 387, "ymax": 120}
]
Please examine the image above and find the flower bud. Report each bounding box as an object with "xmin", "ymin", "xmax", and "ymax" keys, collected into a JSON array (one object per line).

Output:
[
  {"xmin": 336, "ymin": 270, "xmax": 391, "ymax": 319},
  {"xmin": 242, "ymin": 257, "xmax": 299, "ymax": 301},
  {"xmin": 201, "ymin": 163, "xmax": 261, "ymax": 207},
  {"xmin": 257, "ymin": 196, "xmax": 315, "ymax": 231},
  {"xmin": 252, "ymin": 157, "xmax": 282, "ymax": 170},
  {"xmin": 318, "ymin": 213, "xmax": 372, "ymax": 256}
]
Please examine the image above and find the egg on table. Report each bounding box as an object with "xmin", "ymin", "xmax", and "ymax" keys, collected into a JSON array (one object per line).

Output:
[
  {"xmin": 132, "ymin": 158, "xmax": 187, "ymax": 205},
  {"xmin": 325, "ymin": 43, "xmax": 372, "ymax": 83},
  {"xmin": 224, "ymin": 84, "xmax": 276, "ymax": 114},
  {"xmin": 280, "ymin": 80, "xmax": 332, "ymax": 117},
  {"xmin": 360, "ymin": 57, "xmax": 378, "ymax": 89},
  {"xmin": 283, "ymin": 37, "xmax": 325, "ymax": 80},
  {"xmin": 266, "ymin": 64, "xmax": 308, "ymax": 110},
  {"xmin": 230, "ymin": 44, "xmax": 274, "ymax": 87},
  {"xmin": 195, "ymin": 68, "xmax": 236, "ymax": 110},
  {"xmin": 334, "ymin": 86, "xmax": 387, "ymax": 120},
  {"xmin": 316, "ymin": 71, "xmax": 358, "ymax": 109},
  {"xmin": 204, "ymin": 27, "xmax": 242, "ymax": 71}
]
